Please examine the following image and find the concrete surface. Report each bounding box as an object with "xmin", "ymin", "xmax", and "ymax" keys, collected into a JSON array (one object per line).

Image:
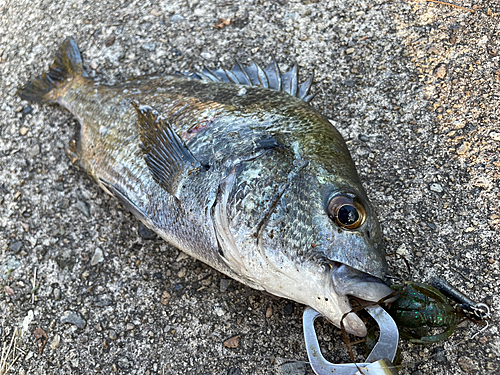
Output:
[{"xmin": 0, "ymin": 0, "xmax": 499, "ymax": 374}]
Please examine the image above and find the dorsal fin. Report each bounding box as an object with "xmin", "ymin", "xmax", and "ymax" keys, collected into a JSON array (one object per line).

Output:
[
  {"xmin": 264, "ymin": 56, "xmax": 282, "ymax": 91},
  {"xmin": 281, "ymin": 64, "xmax": 298, "ymax": 96},
  {"xmin": 132, "ymin": 102, "xmax": 205, "ymax": 199},
  {"xmin": 185, "ymin": 57, "xmax": 315, "ymax": 103}
]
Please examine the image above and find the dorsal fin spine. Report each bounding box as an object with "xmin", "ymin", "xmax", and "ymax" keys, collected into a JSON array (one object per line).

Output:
[
  {"xmin": 290, "ymin": 65, "xmax": 298, "ymax": 96},
  {"xmin": 201, "ymin": 67, "xmax": 221, "ymax": 82},
  {"xmin": 253, "ymin": 61, "xmax": 269, "ymax": 88},
  {"xmin": 234, "ymin": 60, "xmax": 252, "ymax": 85},
  {"xmin": 223, "ymin": 68, "xmax": 239, "ymax": 84},
  {"xmin": 298, "ymin": 73, "xmax": 313, "ymax": 100},
  {"xmin": 192, "ymin": 56, "xmax": 314, "ymax": 103}
]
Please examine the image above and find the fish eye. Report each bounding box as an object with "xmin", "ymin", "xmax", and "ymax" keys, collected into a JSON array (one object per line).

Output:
[{"xmin": 327, "ymin": 194, "xmax": 366, "ymax": 229}]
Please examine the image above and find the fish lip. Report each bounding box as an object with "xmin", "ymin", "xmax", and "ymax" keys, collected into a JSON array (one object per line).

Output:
[{"xmin": 330, "ymin": 262, "xmax": 394, "ymax": 337}]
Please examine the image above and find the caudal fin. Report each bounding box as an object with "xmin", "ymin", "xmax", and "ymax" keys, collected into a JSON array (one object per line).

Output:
[{"xmin": 18, "ymin": 37, "xmax": 87, "ymax": 104}]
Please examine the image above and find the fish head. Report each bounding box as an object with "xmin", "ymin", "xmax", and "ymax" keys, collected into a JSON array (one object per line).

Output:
[
  {"xmin": 259, "ymin": 163, "xmax": 391, "ymax": 336},
  {"xmin": 221, "ymin": 150, "xmax": 392, "ymax": 337}
]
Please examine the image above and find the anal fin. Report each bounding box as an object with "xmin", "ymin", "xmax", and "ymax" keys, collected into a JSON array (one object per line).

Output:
[
  {"xmin": 99, "ymin": 179, "xmax": 147, "ymax": 222},
  {"xmin": 133, "ymin": 103, "xmax": 207, "ymax": 199}
]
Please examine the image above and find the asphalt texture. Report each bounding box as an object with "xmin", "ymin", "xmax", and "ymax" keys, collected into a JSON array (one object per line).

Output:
[{"xmin": 0, "ymin": 0, "xmax": 499, "ymax": 374}]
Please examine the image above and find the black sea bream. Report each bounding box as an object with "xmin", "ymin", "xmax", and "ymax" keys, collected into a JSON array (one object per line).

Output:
[{"xmin": 19, "ymin": 38, "xmax": 393, "ymax": 336}]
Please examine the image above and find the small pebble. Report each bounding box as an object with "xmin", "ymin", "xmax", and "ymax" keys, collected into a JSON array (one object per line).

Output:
[
  {"xmin": 201, "ymin": 276, "xmax": 212, "ymax": 286},
  {"xmin": 170, "ymin": 14, "xmax": 184, "ymax": 22},
  {"xmin": 76, "ymin": 200, "xmax": 90, "ymax": 217},
  {"xmin": 427, "ymin": 46, "xmax": 439, "ymax": 54},
  {"xmin": 141, "ymin": 43, "xmax": 156, "ymax": 52},
  {"xmin": 358, "ymin": 134, "xmax": 369, "ymax": 142},
  {"xmin": 457, "ymin": 142, "xmax": 471, "ymax": 155},
  {"xmin": 19, "ymin": 127, "xmax": 29, "ymax": 135},
  {"xmin": 126, "ymin": 323, "xmax": 135, "ymax": 331},
  {"xmin": 429, "ymin": 183, "xmax": 443, "ymax": 193},
  {"xmin": 435, "ymin": 348, "xmax": 446, "ymax": 363},
  {"xmin": 433, "ymin": 63, "xmax": 447, "ymax": 79},
  {"xmin": 227, "ymin": 368, "xmax": 241, "ymax": 375},
  {"xmin": 200, "ymin": 51, "xmax": 213, "ymax": 60},
  {"xmin": 50, "ymin": 334, "xmax": 61, "ymax": 350},
  {"xmin": 117, "ymin": 356, "xmax": 131, "ymax": 369},
  {"xmin": 486, "ymin": 362, "xmax": 497, "ymax": 371},
  {"xmin": 109, "ymin": 330, "xmax": 117, "ymax": 340},
  {"xmin": 28, "ymin": 144, "xmax": 40, "ymax": 158},
  {"xmin": 266, "ymin": 306, "xmax": 273, "ymax": 318},
  {"xmin": 53, "ymin": 288, "xmax": 61, "ymax": 301},
  {"xmin": 214, "ymin": 305, "xmax": 225, "ymax": 316},
  {"xmin": 177, "ymin": 268, "xmax": 187, "ymax": 278},
  {"xmin": 22, "ymin": 106, "xmax": 33, "ymax": 114},
  {"xmin": 160, "ymin": 290, "xmax": 171, "ymax": 305},
  {"xmin": 176, "ymin": 252, "xmax": 189, "ymax": 262},
  {"xmin": 4, "ymin": 286, "xmax": 14, "ymax": 295},
  {"xmin": 105, "ymin": 35, "xmax": 115, "ymax": 47},
  {"xmin": 33, "ymin": 327, "xmax": 48, "ymax": 354},
  {"xmin": 60, "ymin": 311, "xmax": 86, "ymax": 329},
  {"xmin": 94, "ymin": 294, "xmax": 113, "ymax": 307},
  {"xmin": 343, "ymin": 79, "xmax": 354, "ymax": 87},
  {"xmin": 150, "ymin": 9, "xmax": 161, "ymax": 17},
  {"xmin": 489, "ymin": 132, "xmax": 500, "ymax": 141},
  {"xmin": 138, "ymin": 222, "xmax": 157, "ymax": 240},
  {"xmin": 284, "ymin": 302, "xmax": 294, "ymax": 316},
  {"xmin": 8, "ymin": 241, "xmax": 23, "ymax": 253},
  {"xmin": 90, "ymin": 248, "xmax": 104, "ymax": 266},
  {"xmin": 220, "ymin": 278, "xmax": 231, "ymax": 292},
  {"xmin": 458, "ymin": 356, "xmax": 478, "ymax": 373},
  {"xmin": 223, "ymin": 334, "xmax": 241, "ymax": 348},
  {"xmin": 345, "ymin": 47, "xmax": 355, "ymax": 55}
]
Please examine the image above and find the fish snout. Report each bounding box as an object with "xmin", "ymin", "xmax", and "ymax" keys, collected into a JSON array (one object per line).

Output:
[{"xmin": 329, "ymin": 263, "xmax": 394, "ymax": 336}]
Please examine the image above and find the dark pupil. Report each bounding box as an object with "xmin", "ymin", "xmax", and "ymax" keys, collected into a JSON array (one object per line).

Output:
[{"xmin": 338, "ymin": 205, "xmax": 359, "ymax": 225}]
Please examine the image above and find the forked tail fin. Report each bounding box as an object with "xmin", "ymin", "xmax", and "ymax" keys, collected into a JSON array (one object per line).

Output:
[{"xmin": 18, "ymin": 37, "xmax": 87, "ymax": 104}]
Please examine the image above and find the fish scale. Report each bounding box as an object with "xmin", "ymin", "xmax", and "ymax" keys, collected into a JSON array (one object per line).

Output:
[{"xmin": 18, "ymin": 37, "xmax": 393, "ymax": 337}]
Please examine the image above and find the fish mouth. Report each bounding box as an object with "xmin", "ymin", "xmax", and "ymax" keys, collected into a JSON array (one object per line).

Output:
[{"xmin": 330, "ymin": 263, "xmax": 394, "ymax": 337}]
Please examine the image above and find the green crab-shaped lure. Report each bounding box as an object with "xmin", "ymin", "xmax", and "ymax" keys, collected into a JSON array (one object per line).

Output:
[{"xmin": 387, "ymin": 281, "xmax": 463, "ymax": 344}]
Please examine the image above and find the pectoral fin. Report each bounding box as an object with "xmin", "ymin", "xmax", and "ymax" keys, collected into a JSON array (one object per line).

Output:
[{"xmin": 133, "ymin": 103, "xmax": 206, "ymax": 199}]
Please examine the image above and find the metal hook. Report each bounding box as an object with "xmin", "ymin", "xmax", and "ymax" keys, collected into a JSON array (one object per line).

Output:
[
  {"xmin": 470, "ymin": 319, "xmax": 489, "ymax": 340},
  {"xmin": 471, "ymin": 303, "xmax": 491, "ymax": 320}
]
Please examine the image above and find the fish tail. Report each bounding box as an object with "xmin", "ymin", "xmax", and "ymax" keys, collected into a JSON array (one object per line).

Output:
[{"xmin": 18, "ymin": 37, "xmax": 87, "ymax": 104}]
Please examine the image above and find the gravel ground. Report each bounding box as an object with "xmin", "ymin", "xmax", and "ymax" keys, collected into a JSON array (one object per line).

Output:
[{"xmin": 1, "ymin": 0, "xmax": 499, "ymax": 374}]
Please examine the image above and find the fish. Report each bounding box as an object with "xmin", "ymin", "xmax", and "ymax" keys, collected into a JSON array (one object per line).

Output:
[{"xmin": 18, "ymin": 38, "xmax": 393, "ymax": 337}]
